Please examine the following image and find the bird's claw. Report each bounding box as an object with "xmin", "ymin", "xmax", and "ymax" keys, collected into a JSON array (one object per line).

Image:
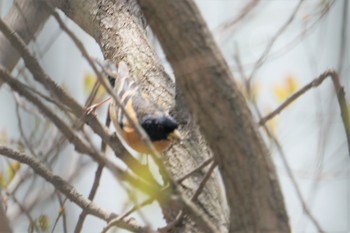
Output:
[{"xmin": 86, "ymin": 105, "xmax": 98, "ymax": 115}]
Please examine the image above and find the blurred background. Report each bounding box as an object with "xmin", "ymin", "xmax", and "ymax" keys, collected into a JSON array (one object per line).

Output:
[{"xmin": 0, "ymin": 0, "xmax": 349, "ymax": 232}]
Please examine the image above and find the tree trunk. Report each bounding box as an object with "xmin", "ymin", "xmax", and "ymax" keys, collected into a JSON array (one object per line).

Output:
[
  {"xmin": 1, "ymin": 0, "xmax": 289, "ymax": 231},
  {"xmin": 57, "ymin": 0, "xmax": 227, "ymax": 232},
  {"xmin": 137, "ymin": 0, "xmax": 290, "ymax": 232}
]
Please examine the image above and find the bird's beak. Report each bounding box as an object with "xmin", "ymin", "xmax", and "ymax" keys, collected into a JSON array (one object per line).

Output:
[{"xmin": 168, "ymin": 129, "xmax": 182, "ymax": 141}]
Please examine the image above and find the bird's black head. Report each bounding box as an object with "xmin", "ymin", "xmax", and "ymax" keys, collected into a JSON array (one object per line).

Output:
[{"xmin": 140, "ymin": 114, "xmax": 178, "ymax": 141}]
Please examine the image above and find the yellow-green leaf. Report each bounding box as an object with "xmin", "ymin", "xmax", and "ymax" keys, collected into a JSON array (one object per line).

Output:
[
  {"xmin": 58, "ymin": 207, "xmax": 65, "ymax": 215},
  {"xmin": 83, "ymin": 72, "xmax": 107, "ymax": 102},
  {"xmin": 286, "ymin": 74, "xmax": 299, "ymax": 94},
  {"xmin": 273, "ymin": 85, "xmax": 289, "ymax": 102},
  {"xmin": 273, "ymin": 74, "xmax": 299, "ymax": 102},
  {"xmin": 0, "ymin": 172, "xmax": 7, "ymax": 188},
  {"xmin": 267, "ymin": 116, "xmax": 278, "ymax": 135},
  {"xmin": 7, "ymin": 165, "xmax": 14, "ymax": 182},
  {"xmin": 83, "ymin": 72, "xmax": 96, "ymax": 94},
  {"xmin": 38, "ymin": 214, "xmax": 50, "ymax": 232},
  {"xmin": 0, "ymin": 129, "xmax": 8, "ymax": 144}
]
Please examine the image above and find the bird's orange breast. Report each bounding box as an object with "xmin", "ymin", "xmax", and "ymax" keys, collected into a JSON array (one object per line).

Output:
[
  {"xmin": 122, "ymin": 126, "xmax": 171, "ymax": 154},
  {"xmin": 111, "ymin": 100, "xmax": 172, "ymax": 154}
]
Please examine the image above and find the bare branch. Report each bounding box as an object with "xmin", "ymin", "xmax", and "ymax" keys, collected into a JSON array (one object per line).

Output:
[
  {"xmin": 337, "ymin": 0, "xmax": 348, "ymax": 73},
  {"xmin": 191, "ymin": 161, "xmax": 217, "ymax": 201},
  {"xmin": 1, "ymin": 67, "xmax": 159, "ymax": 199},
  {"xmin": 51, "ymin": 194, "xmax": 68, "ymax": 233},
  {"xmin": 40, "ymin": 1, "xmax": 105, "ymax": 109},
  {"xmin": 214, "ymin": 0, "xmax": 260, "ymax": 43},
  {"xmin": 248, "ymin": 0, "xmax": 303, "ymax": 84},
  {"xmin": 94, "ymin": 60, "xmax": 171, "ymax": 176},
  {"xmin": 259, "ymin": 69, "xmax": 350, "ymax": 155},
  {"xmin": 74, "ymin": 115, "xmax": 111, "ymax": 233},
  {"xmin": 0, "ymin": 16, "xmax": 155, "ymax": 181},
  {"xmin": 0, "ymin": 67, "xmax": 102, "ymax": 161},
  {"xmin": 54, "ymin": 1, "xmax": 227, "ymax": 231},
  {"xmin": 0, "ymin": 146, "xmax": 147, "ymax": 232},
  {"xmin": 98, "ymin": 61, "xmax": 219, "ymax": 233},
  {"xmin": 275, "ymin": 134, "xmax": 326, "ymax": 233},
  {"xmin": 235, "ymin": 36, "xmax": 327, "ymax": 233},
  {"xmin": 138, "ymin": 0, "xmax": 290, "ymax": 231},
  {"xmin": 176, "ymin": 157, "xmax": 214, "ymax": 184},
  {"xmin": 159, "ymin": 161, "xmax": 218, "ymax": 233}
]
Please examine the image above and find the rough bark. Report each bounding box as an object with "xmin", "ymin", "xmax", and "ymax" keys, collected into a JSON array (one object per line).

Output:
[
  {"xmin": 137, "ymin": 0, "xmax": 290, "ymax": 232},
  {"xmin": 0, "ymin": 200, "xmax": 12, "ymax": 233},
  {"xmin": 0, "ymin": 0, "xmax": 53, "ymax": 73},
  {"xmin": 57, "ymin": 0, "xmax": 227, "ymax": 232}
]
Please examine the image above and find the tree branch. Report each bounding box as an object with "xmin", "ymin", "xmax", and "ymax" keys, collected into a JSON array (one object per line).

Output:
[
  {"xmin": 0, "ymin": 16, "xmax": 156, "ymax": 183},
  {"xmin": 54, "ymin": 0, "xmax": 227, "ymax": 231},
  {"xmin": 0, "ymin": 66, "xmax": 160, "ymax": 196},
  {"xmin": 259, "ymin": 69, "xmax": 350, "ymax": 155},
  {"xmin": 0, "ymin": 146, "xmax": 147, "ymax": 232},
  {"xmin": 138, "ymin": 0, "xmax": 290, "ymax": 232},
  {"xmin": 74, "ymin": 115, "xmax": 110, "ymax": 233}
]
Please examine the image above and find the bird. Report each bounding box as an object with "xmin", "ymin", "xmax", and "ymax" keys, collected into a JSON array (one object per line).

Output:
[{"xmin": 89, "ymin": 60, "xmax": 181, "ymax": 154}]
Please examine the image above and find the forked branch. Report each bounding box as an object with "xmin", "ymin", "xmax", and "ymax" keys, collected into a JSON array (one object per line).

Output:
[{"xmin": 259, "ymin": 69, "xmax": 350, "ymax": 155}]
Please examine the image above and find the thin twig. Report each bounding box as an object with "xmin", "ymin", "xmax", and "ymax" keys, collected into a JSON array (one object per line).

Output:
[
  {"xmin": 0, "ymin": 9, "xmax": 219, "ymax": 233},
  {"xmin": 94, "ymin": 63, "xmax": 217, "ymax": 233},
  {"xmin": 0, "ymin": 16, "xmax": 156, "ymax": 188},
  {"xmin": 73, "ymin": 168, "xmax": 104, "ymax": 233},
  {"xmin": 159, "ymin": 161, "xmax": 218, "ymax": 233},
  {"xmin": 234, "ymin": 0, "xmax": 335, "ymax": 72},
  {"xmin": 0, "ymin": 67, "xmax": 158, "ymax": 196},
  {"xmin": 0, "ymin": 14, "xmax": 108, "ymax": 167},
  {"xmin": 40, "ymin": 1, "xmax": 103, "ymax": 108},
  {"xmin": 102, "ymin": 198, "xmax": 154, "ymax": 232},
  {"xmin": 15, "ymin": 101, "xmax": 38, "ymax": 158},
  {"xmin": 0, "ymin": 146, "xmax": 147, "ymax": 232},
  {"xmin": 191, "ymin": 161, "xmax": 217, "ymax": 201},
  {"xmin": 235, "ymin": 46, "xmax": 326, "ymax": 232},
  {"xmin": 157, "ymin": 211, "xmax": 183, "ymax": 233},
  {"xmin": 259, "ymin": 69, "xmax": 350, "ymax": 155},
  {"xmin": 102, "ymin": 187, "xmax": 155, "ymax": 233},
  {"xmin": 176, "ymin": 157, "xmax": 213, "ymax": 183},
  {"xmin": 259, "ymin": 0, "xmax": 334, "ymax": 66},
  {"xmin": 101, "ymin": 184, "xmax": 172, "ymax": 233},
  {"xmin": 337, "ymin": 0, "xmax": 348, "ymax": 74},
  {"xmin": 215, "ymin": 0, "xmax": 260, "ymax": 43},
  {"xmin": 272, "ymin": 133, "xmax": 326, "ymax": 233},
  {"xmin": 10, "ymin": 194, "xmax": 39, "ymax": 233},
  {"xmin": 51, "ymin": 194, "xmax": 68, "ymax": 233},
  {"xmin": 102, "ymin": 161, "xmax": 219, "ymax": 233},
  {"xmin": 0, "ymin": 18, "xmax": 83, "ymax": 115},
  {"xmin": 0, "ymin": 68, "xmax": 101, "ymax": 161},
  {"xmin": 74, "ymin": 114, "xmax": 111, "ymax": 233},
  {"xmin": 94, "ymin": 60, "xmax": 170, "ymax": 169},
  {"xmin": 257, "ymin": 99, "xmax": 326, "ymax": 233},
  {"xmin": 248, "ymin": 0, "xmax": 303, "ymax": 84},
  {"xmin": 329, "ymin": 71, "xmax": 350, "ymax": 155},
  {"xmin": 0, "ymin": 7, "xmax": 160, "ymax": 197},
  {"xmin": 254, "ymin": 69, "xmax": 348, "ymax": 233},
  {"xmin": 0, "ymin": 15, "xmax": 124, "ymax": 171},
  {"xmin": 12, "ymin": 8, "xmax": 112, "ymax": 230}
]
